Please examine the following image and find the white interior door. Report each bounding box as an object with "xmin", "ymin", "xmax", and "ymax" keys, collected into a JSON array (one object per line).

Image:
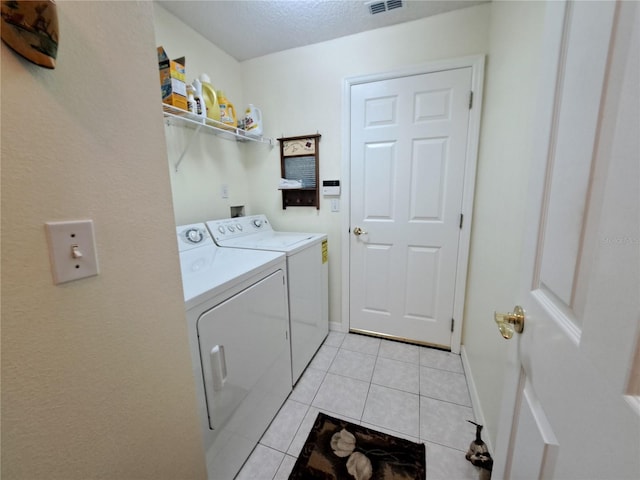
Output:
[
  {"xmin": 349, "ymin": 67, "xmax": 472, "ymax": 350},
  {"xmin": 493, "ymin": 1, "xmax": 640, "ymax": 478}
]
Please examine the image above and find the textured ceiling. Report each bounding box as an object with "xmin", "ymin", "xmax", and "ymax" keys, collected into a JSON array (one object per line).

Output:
[{"xmin": 157, "ymin": 0, "xmax": 487, "ymax": 61}]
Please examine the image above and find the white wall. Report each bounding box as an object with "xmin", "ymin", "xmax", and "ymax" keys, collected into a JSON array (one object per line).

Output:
[
  {"xmin": 462, "ymin": 0, "xmax": 546, "ymax": 448},
  {"xmin": 1, "ymin": 2, "xmax": 206, "ymax": 478}
]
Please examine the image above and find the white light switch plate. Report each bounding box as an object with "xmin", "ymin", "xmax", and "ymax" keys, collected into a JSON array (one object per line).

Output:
[{"xmin": 45, "ymin": 220, "xmax": 99, "ymax": 284}]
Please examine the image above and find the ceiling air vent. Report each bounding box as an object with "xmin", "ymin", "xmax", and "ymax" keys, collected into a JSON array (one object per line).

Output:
[
  {"xmin": 366, "ymin": 0, "xmax": 404, "ymax": 15},
  {"xmin": 386, "ymin": 0, "xmax": 403, "ymax": 11},
  {"xmin": 367, "ymin": 1, "xmax": 386, "ymax": 15}
]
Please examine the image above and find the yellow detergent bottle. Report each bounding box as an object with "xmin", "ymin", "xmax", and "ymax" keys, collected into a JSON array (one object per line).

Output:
[
  {"xmin": 199, "ymin": 74, "xmax": 220, "ymax": 122},
  {"xmin": 217, "ymin": 90, "xmax": 237, "ymax": 130}
]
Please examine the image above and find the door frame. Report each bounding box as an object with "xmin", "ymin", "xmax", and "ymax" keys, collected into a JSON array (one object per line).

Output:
[{"xmin": 340, "ymin": 56, "xmax": 485, "ymax": 353}]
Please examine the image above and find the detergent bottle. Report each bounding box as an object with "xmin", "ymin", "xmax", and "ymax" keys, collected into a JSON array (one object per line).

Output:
[
  {"xmin": 199, "ymin": 74, "xmax": 220, "ymax": 123},
  {"xmin": 244, "ymin": 104, "xmax": 263, "ymax": 137},
  {"xmin": 217, "ymin": 90, "xmax": 237, "ymax": 129},
  {"xmin": 191, "ymin": 79, "xmax": 206, "ymax": 118},
  {"xmin": 186, "ymin": 84, "xmax": 196, "ymax": 114}
]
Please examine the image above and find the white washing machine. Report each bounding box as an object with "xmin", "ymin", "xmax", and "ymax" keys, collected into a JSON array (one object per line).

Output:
[
  {"xmin": 176, "ymin": 223, "xmax": 291, "ymax": 480},
  {"xmin": 206, "ymin": 214, "xmax": 328, "ymax": 384}
]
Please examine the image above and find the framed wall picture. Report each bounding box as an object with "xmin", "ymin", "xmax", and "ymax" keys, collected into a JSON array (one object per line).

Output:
[{"xmin": 278, "ymin": 134, "xmax": 321, "ymax": 209}]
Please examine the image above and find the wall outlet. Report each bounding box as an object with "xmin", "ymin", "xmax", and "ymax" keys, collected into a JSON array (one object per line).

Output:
[
  {"xmin": 331, "ymin": 199, "xmax": 340, "ymax": 212},
  {"xmin": 221, "ymin": 184, "xmax": 229, "ymax": 199}
]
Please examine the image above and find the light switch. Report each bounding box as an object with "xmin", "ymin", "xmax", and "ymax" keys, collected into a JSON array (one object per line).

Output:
[{"xmin": 45, "ymin": 220, "xmax": 99, "ymax": 284}]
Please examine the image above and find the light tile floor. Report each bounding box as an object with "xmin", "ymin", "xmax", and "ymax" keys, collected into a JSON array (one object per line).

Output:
[{"xmin": 236, "ymin": 332, "xmax": 481, "ymax": 480}]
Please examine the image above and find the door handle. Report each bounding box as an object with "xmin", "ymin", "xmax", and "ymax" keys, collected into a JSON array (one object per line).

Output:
[
  {"xmin": 494, "ymin": 306, "xmax": 525, "ymax": 339},
  {"xmin": 210, "ymin": 345, "xmax": 227, "ymax": 390},
  {"xmin": 353, "ymin": 226, "xmax": 367, "ymax": 236}
]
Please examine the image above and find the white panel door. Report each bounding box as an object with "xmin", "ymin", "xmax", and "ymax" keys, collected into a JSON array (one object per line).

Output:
[
  {"xmin": 350, "ymin": 67, "xmax": 472, "ymax": 349},
  {"xmin": 493, "ymin": 1, "xmax": 640, "ymax": 478}
]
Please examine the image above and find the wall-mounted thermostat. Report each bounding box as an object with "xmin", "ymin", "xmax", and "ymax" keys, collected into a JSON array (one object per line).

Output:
[{"xmin": 322, "ymin": 180, "xmax": 340, "ymax": 196}]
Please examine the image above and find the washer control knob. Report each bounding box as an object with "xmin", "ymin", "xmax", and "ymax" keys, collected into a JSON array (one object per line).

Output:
[
  {"xmin": 218, "ymin": 226, "xmax": 225, "ymax": 234},
  {"xmin": 253, "ymin": 219, "xmax": 262, "ymax": 228},
  {"xmin": 186, "ymin": 228, "xmax": 203, "ymax": 243},
  {"xmin": 236, "ymin": 223, "xmax": 243, "ymax": 231},
  {"xmin": 228, "ymin": 225, "xmax": 235, "ymax": 233}
]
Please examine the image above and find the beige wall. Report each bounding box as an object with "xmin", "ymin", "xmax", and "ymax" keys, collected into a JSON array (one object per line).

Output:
[
  {"xmin": 462, "ymin": 0, "xmax": 546, "ymax": 448},
  {"xmin": 1, "ymin": 2, "xmax": 206, "ymax": 479}
]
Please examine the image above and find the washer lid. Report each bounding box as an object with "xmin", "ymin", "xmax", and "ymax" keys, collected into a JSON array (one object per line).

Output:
[
  {"xmin": 206, "ymin": 216, "xmax": 326, "ymax": 253},
  {"xmin": 222, "ymin": 231, "xmax": 320, "ymax": 249}
]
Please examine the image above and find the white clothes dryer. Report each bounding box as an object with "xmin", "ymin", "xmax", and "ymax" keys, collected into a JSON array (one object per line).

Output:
[
  {"xmin": 206, "ymin": 215, "xmax": 328, "ymax": 384},
  {"xmin": 176, "ymin": 223, "xmax": 291, "ymax": 480}
]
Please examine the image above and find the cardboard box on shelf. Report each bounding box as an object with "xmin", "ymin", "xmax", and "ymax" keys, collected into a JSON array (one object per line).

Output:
[{"xmin": 157, "ymin": 46, "xmax": 187, "ymax": 111}]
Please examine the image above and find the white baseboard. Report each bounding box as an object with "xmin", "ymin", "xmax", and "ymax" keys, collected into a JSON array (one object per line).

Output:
[
  {"xmin": 461, "ymin": 345, "xmax": 494, "ymax": 453},
  {"xmin": 329, "ymin": 321, "xmax": 347, "ymax": 333}
]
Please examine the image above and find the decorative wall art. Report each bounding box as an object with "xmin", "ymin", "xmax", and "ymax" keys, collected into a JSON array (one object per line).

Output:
[
  {"xmin": 1, "ymin": 0, "xmax": 59, "ymax": 69},
  {"xmin": 278, "ymin": 134, "xmax": 321, "ymax": 209}
]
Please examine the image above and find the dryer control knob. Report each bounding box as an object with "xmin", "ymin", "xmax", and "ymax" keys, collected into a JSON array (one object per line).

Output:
[
  {"xmin": 218, "ymin": 226, "xmax": 225, "ymax": 234},
  {"xmin": 236, "ymin": 223, "xmax": 243, "ymax": 231},
  {"xmin": 186, "ymin": 228, "xmax": 203, "ymax": 243},
  {"xmin": 253, "ymin": 219, "xmax": 262, "ymax": 228}
]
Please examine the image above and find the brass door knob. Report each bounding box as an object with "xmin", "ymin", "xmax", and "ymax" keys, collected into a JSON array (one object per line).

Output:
[
  {"xmin": 353, "ymin": 226, "xmax": 367, "ymax": 236},
  {"xmin": 494, "ymin": 306, "xmax": 525, "ymax": 339}
]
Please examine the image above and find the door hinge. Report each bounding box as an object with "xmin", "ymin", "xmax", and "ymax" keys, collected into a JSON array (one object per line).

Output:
[
  {"xmin": 469, "ymin": 91, "xmax": 474, "ymax": 109},
  {"xmin": 459, "ymin": 213, "xmax": 464, "ymax": 229},
  {"xmin": 451, "ymin": 318, "xmax": 455, "ymax": 332}
]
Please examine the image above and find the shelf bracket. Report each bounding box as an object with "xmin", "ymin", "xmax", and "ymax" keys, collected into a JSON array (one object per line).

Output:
[
  {"xmin": 171, "ymin": 120, "xmax": 203, "ymax": 172},
  {"xmin": 162, "ymin": 105, "xmax": 274, "ymax": 171}
]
